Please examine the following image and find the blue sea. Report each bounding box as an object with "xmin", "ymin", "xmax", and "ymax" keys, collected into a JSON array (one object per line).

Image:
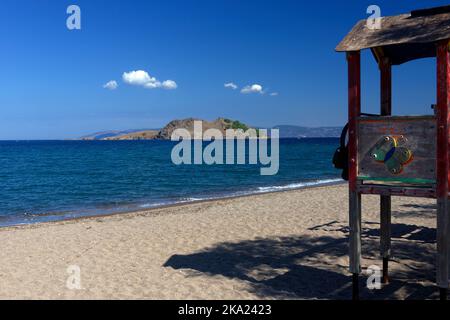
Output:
[{"xmin": 0, "ymin": 139, "xmax": 341, "ymax": 226}]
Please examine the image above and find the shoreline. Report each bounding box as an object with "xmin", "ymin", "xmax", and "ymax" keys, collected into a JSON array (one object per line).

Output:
[
  {"xmin": 0, "ymin": 183, "xmax": 437, "ymax": 299},
  {"xmin": 0, "ymin": 179, "xmax": 345, "ymax": 231}
]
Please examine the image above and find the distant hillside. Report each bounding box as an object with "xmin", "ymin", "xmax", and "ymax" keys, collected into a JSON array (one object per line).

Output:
[
  {"xmin": 156, "ymin": 118, "xmax": 252, "ymax": 140},
  {"xmin": 79, "ymin": 129, "xmax": 155, "ymax": 140},
  {"xmin": 103, "ymin": 130, "xmax": 159, "ymax": 140},
  {"xmin": 79, "ymin": 118, "xmax": 254, "ymax": 140},
  {"xmin": 79, "ymin": 122, "xmax": 342, "ymax": 140},
  {"xmin": 273, "ymin": 125, "xmax": 342, "ymax": 138}
]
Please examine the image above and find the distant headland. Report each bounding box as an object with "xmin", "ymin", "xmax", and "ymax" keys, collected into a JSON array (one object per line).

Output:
[{"xmin": 77, "ymin": 118, "xmax": 342, "ymax": 140}]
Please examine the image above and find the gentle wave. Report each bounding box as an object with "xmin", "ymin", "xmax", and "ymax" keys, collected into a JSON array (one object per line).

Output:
[
  {"xmin": 137, "ymin": 178, "xmax": 344, "ymax": 209},
  {"xmin": 256, "ymin": 178, "xmax": 343, "ymax": 193}
]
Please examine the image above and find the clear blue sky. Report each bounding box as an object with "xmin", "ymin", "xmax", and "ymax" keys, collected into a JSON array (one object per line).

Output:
[{"xmin": 0, "ymin": 0, "xmax": 448, "ymax": 139}]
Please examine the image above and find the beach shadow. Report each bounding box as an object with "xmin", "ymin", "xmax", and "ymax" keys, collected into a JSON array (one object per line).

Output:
[
  {"xmin": 309, "ymin": 220, "xmax": 436, "ymax": 244},
  {"xmin": 394, "ymin": 203, "xmax": 436, "ymax": 219},
  {"xmin": 164, "ymin": 225, "xmax": 437, "ymax": 299},
  {"xmin": 366, "ymin": 223, "xmax": 436, "ymax": 244}
]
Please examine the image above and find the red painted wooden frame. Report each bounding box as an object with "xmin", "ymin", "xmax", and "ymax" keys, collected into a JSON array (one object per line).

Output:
[
  {"xmin": 347, "ymin": 51, "xmax": 361, "ymax": 193},
  {"xmin": 436, "ymin": 41, "xmax": 450, "ymax": 199},
  {"xmin": 358, "ymin": 184, "xmax": 436, "ymax": 198}
]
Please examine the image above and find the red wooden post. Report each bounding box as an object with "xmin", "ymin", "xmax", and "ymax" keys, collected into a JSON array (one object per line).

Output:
[
  {"xmin": 380, "ymin": 57, "xmax": 392, "ymax": 284},
  {"xmin": 347, "ymin": 51, "xmax": 362, "ymax": 300},
  {"xmin": 436, "ymin": 40, "xmax": 450, "ymax": 300},
  {"xmin": 348, "ymin": 51, "xmax": 361, "ymax": 193},
  {"xmin": 380, "ymin": 58, "xmax": 392, "ymax": 115}
]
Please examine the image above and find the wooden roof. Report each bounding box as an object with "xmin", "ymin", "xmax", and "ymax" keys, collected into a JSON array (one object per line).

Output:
[{"xmin": 336, "ymin": 6, "xmax": 450, "ymax": 65}]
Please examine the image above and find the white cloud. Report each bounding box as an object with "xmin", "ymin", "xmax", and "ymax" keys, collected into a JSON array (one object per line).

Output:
[
  {"xmin": 103, "ymin": 80, "xmax": 118, "ymax": 90},
  {"xmin": 122, "ymin": 70, "xmax": 177, "ymax": 90},
  {"xmin": 270, "ymin": 92, "xmax": 279, "ymax": 96},
  {"xmin": 143, "ymin": 80, "xmax": 162, "ymax": 89},
  {"xmin": 224, "ymin": 82, "xmax": 238, "ymax": 90},
  {"xmin": 162, "ymin": 80, "xmax": 178, "ymax": 90},
  {"xmin": 241, "ymin": 84, "xmax": 264, "ymax": 94},
  {"xmin": 122, "ymin": 70, "xmax": 153, "ymax": 86}
]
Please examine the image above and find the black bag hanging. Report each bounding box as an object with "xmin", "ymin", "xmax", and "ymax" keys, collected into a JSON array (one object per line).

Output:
[{"xmin": 332, "ymin": 123, "xmax": 349, "ymax": 181}]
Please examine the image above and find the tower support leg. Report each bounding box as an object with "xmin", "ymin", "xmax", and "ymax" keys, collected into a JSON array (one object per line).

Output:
[
  {"xmin": 347, "ymin": 51, "xmax": 361, "ymax": 300},
  {"xmin": 352, "ymin": 273, "xmax": 359, "ymax": 301},
  {"xmin": 349, "ymin": 191, "xmax": 362, "ymax": 300},
  {"xmin": 437, "ymin": 198, "xmax": 449, "ymax": 301},
  {"xmin": 380, "ymin": 196, "xmax": 391, "ymax": 284},
  {"xmin": 379, "ymin": 57, "xmax": 392, "ymax": 286}
]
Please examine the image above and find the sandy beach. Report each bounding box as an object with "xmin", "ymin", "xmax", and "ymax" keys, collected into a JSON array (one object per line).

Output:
[{"xmin": 0, "ymin": 184, "xmax": 439, "ymax": 300}]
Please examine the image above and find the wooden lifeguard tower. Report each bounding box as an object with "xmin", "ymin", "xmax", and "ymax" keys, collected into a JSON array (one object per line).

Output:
[{"xmin": 336, "ymin": 5, "xmax": 450, "ymax": 300}]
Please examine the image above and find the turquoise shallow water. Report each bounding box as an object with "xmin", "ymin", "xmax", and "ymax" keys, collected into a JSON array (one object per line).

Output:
[{"xmin": 0, "ymin": 138, "xmax": 341, "ymax": 226}]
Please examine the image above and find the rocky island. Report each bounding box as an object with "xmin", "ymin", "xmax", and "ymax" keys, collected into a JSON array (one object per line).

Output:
[{"xmin": 80, "ymin": 118, "xmax": 254, "ymax": 140}]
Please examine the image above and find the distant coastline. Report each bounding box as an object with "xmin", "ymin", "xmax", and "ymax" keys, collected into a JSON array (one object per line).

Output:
[{"xmin": 75, "ymin": 117, "xmax": 343, "ymax": 141}]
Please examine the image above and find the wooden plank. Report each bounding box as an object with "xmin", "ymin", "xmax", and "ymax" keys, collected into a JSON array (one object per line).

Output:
[
  {"xmin": 358, "ymin": 184, "xmax": 436, "ymax": 198},
  {"xmin": 347, "ymin": 51, "xmax": 362, "ymax": 276},
  {"xmin": 336, "ymin": 12, "xmax": 450, "ymax": 51},
  {"xmin": 357, "ymin": 176, "xmax": 435, "ymax": 184},
  {"xmin": 436, "ymin": 41, "xmax": 450, "ymax": 199},
  {"xmin": 381, "ymin": 196, "xmax": 391, "ymax": 284},
  {"xmin": 380, "ymin": 196, "xmax": 391, "ymax": 258},
  {"xmin": 380, "ymin": 57, "xmax": 392, "ymax": 115},
  {"xmin": 411, "ymin": 5, "xmax": 450, "ymax": 17},
  {"xmin": 348, "ymin": 51, "xmax": 361, "ymax": 193},
  {"xmin": 380, "ymin": 58, "xmax": 392, "ymax": 278},
  {"xmin": 359, "ymin": 115, "xmax": 435, "ymax": 121},
  {"xmin": 437, "ymin": 198, "xmax": 450, "ymax": 288},
  {"xmin": 436, "ymin": 40, "xmax": 450, "ymax": 289},
  {"xmin": 349, "ymin": 191, "xmax": 362, "ymax": 274},
  {"xmin": 358, "ymin": 116, "xmax": 437, "ymax": 182}
]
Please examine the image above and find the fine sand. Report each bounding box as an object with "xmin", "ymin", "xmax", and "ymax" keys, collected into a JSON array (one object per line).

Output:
[{"xmin": 0, "ymin": 184, "xmax": 439, "ymax": 299}]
